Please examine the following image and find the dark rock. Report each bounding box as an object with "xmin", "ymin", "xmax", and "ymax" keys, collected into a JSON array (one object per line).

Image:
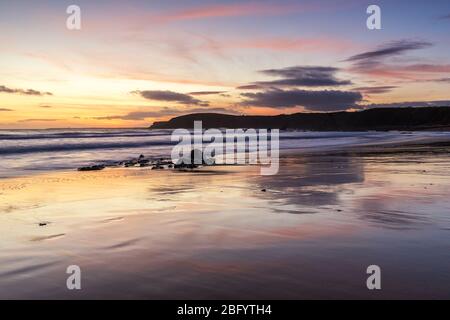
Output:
[
  {"xmin": 174, "ymin": 163, "xmax": 198, "ymax": 169},
  {"xmin": 124, "ymin": 160, "xmax": 138, "ymax": 167},
  {"xmin": 159, "ymin": 160, "xmax": 173, "ymax": 166},
  {"xmin": 261, "ymin": 189, "xmax": 266, "ymax": 192},
  {"xmin": 138, "ymin": 159, "xmax": 150, "ymax": 165},
  {"xmin": 77, "ymin": 165, "xmax": 105, "ymax": 171}
]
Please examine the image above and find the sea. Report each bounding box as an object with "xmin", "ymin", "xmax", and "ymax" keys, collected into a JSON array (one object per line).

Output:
[{"xmin": 1, "ymin": 128, "xmax": 450, "ymax": 178}]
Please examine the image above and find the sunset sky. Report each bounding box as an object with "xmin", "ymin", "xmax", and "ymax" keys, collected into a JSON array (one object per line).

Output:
[{"xmin": 1, "ymin": 0, "xmax": 449, "ymax": 128}]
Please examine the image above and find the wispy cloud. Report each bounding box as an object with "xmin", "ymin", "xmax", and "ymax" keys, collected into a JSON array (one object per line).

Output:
[
  {"xmin": 94, "ymin": 107, "xmax": 237, "ymax": 121},
  {"xmin": 401, "ymin": 64, "xmax": 450, "ymax": 73},
  {"xmin": 0, "ymin": 108, "xmax": 13, "ymax": 111},
  {"xmin": 432, "ymin": 77, "xmax": 450, "ymax": 82},
  {"xmin": 156, "ymin": 2, "xmax": 315, "ymax": 23},
  {"xmin": 225, "ymin": 37, "xmax": 355, "ymax": 53},
  {"xmin": 346, "ymin": 40, "xmax": 432, "ymax": 65},
  {"xmin": 188, "ymin": 91, "xmax": 226, "ymax": 96},
  {"xmin": 94, "ymin": 110, "xmax": 175, "ymax": 121},
  {"xmin": 237, "ymin": 84, "xmax": 266, "ymax": 90},
  {"xmin": 344, "ymin": 40, "xmax": 448, "ymax": 80},
  {"xmin": 350, "ymin": 63, "xmax": 450, "ymax": 80},
  {"xmin": 18, "ymin": 118, "xmax": 60, "ymax": 122},
  {"xmin": 353, "ymin": 86, "xmax": 398, "ymax": 94},
  {"xmin": 0, "ymin": 85, "xmax": 52, "ymax": 96}
]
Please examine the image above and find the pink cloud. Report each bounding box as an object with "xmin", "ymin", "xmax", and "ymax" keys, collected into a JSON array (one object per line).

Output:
[
  {"xmin": 156, "ymin": 2, "xmax": 317, "ymax": 23},
  {"xmin": 349, "ymin": 63, "xmax": 450, "ymax": 80},
  {"xmin": 402, "ymin": 64, "xmax": 450, "ymax": 73},
  {"xmin": 233, "ymin": 37, "xmax": 356, "ymax": 53},
  {"xmin": 191, "ymin": 34, "xmax": 357, "ymax": 57}
]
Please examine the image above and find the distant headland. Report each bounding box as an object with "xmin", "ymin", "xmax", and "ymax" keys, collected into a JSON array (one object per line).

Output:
[{"xmin": 150, "ymin": 106, "xmax": 450, "ymax": 131}]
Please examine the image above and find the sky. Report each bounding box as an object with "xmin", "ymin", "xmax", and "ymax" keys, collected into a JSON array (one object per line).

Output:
[{"xmin": 0, "ymin": 0, "xmax": 449, "ymax": 128}]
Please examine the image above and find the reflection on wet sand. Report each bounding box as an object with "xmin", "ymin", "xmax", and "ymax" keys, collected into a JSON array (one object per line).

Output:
[
  {"xmin": 254, "ymin": 156, "xmax": 365, "ymax": 209},
  {"xmin": 0, "ymin": 150, "xmax": 449, "ymax": 299}
]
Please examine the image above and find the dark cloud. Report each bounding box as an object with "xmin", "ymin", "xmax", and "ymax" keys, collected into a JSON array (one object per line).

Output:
[
  {"xmin": 254, "ymin": 66, "xmax": 352, "ymax": 87},
  {"xmin": 236, "ymin": 84, "xmax": 266, "ymax": 90},
  {"xmin": 438, "ymin": 14, "xmax": 450, "ymax": 19},
  {"xmin": 241, "ymin": 88, "xmax": 363, "ymax": 111},
  {"xmin": 132, "ymin": 90, "xmax": 208, "ymax": 106},
  {"xmin": 94, "ymin": 107, "xmax": 237, "ymax": 121},
  {"xmin": 0, "ymin": 85, "xmax": 52, "ymax": 96},
  {"xmin": 188, "ymin": 91, "xmax": 226, "ymax": 96},
  {"xmin": 353, "ymin": 86, "xmax": 398, "ymax": 94},
  {"xmin": 346, "ymin": 40, "xmax": 432, "ymax": 65},
  {"xmin": 39, "ymin": 105, "xmax": 52, "ymax": 108},
  {"xmin": 0, "ymin": 108, "xmax": 13, "ymax": 111},
  {"xmin": 345, "ymin": 40, "xmax": 434, "ymax": 79}
]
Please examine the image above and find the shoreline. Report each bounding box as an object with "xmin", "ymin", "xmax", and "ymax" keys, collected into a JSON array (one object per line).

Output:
[{"xmin": 2, "ymin": 137, "xmax": 450, "ymax": 180}]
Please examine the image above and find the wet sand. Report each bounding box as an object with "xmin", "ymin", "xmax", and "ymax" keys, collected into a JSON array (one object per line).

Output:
[{"xmin": 0, "ymin": 148, "xmax": 449, "ymax": 299}]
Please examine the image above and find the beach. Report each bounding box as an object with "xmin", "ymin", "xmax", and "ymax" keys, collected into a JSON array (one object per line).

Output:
[
  {"xmin": 1, "ymin": 142, "xmax": 449, "ymax": 299},
  {"xmin": 2, "ymin": 0, "xmax": 450, "ymax": 305}
]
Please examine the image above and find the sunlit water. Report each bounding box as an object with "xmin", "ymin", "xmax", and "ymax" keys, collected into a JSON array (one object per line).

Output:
[{"xmin": 0, "ymin": 150, "xmax": 449, "ymax": 299}]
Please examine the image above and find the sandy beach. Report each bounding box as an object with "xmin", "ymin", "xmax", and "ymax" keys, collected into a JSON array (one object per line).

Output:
[
  {"xmin": 1, "ymin": 145, "xmax": 449, "ymax": 299},
  {"xmin": 3, "ymin": 0, "xmax": 450, "ymax": 305}
]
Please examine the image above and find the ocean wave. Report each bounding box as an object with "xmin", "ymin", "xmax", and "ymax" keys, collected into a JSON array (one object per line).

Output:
[
  {"xmin": 0, "ymin": 139, "xmax": 174, "ymax": 155},
  {"xmin": 1, "ymin": 130, "xmax": 450, "ymax": 178},
  {"xmin": 0, "ymin": 130, "xmax": 170, "ymax": 141}
]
